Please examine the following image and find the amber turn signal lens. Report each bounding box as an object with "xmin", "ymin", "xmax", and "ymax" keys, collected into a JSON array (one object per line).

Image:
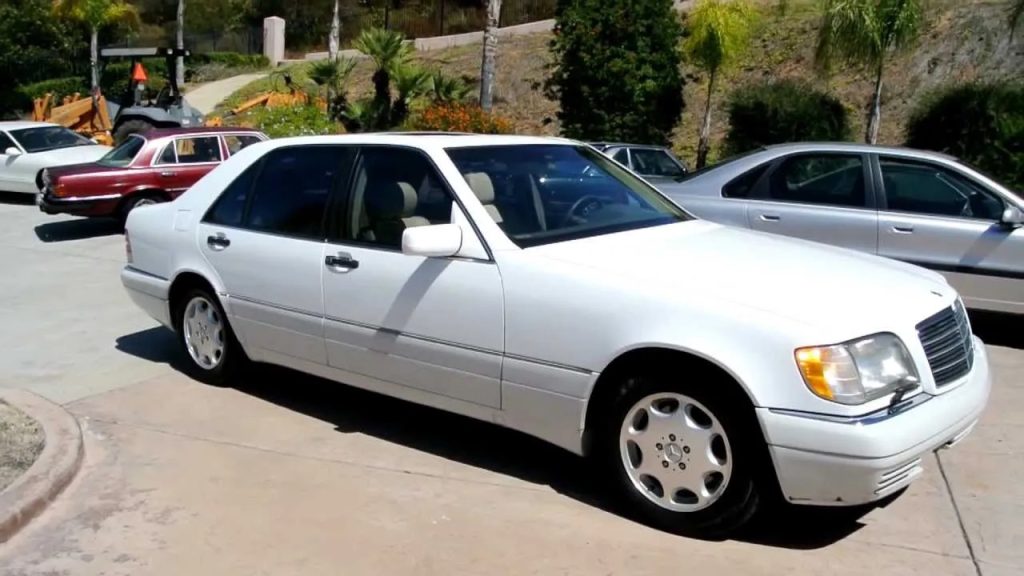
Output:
[{"xmin": 795, "ymin": 347, "xmax": 834, "ymax": 401}]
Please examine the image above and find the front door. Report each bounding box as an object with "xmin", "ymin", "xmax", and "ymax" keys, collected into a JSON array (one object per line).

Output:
[
  {"xmin": 746, "ymin": 152, "xmax": 878, "ymax": 254},
  {"xmin": 322, "ymin": 146, "xmax": 504, "ymax": 408},
  {"xmin": 875, "ymin": 155, "xmax": 1024, "ymax": 313},
  {"xmin": 198, "ymin": 145, "xmax": 352, "ymax": 364},
  {"xmin": 155, "ymin": 135, "xmax": 223, "ymax": 197}
]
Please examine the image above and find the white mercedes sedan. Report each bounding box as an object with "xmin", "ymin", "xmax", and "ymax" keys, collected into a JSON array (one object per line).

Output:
[
  {"xmin": 0, "ymin": 121, "xmax": 111, "ymax": 195},
  {"xmin": 121, "ymin": 134, "xmax": 990, "ymax": 536}
]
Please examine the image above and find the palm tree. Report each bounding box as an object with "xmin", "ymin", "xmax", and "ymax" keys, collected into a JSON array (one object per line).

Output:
[
  {"xmin": 309, "ymin": 56, "xmax": 357, "ymax": 120},
  {"xmin": 391, "ymin": 65, "xmax": 432, "ymax": 125},
  {"xmin": 176, "ymin": 0, "xmax": 185, "ymax": 88},
  {"xmin": 53, "ymin": 0, "xmax": 139, "ymax": 91},
  {"xmin": 684, "ymin": 0, "xmax": 756, "ymax": 169},
  {"xmin": 479, "ymin": 0, "xmax": 502, "ymax": 111},
  {"xmin": 816, "ymin": 0, "xmax": 923, "ymax": 144},
  {"xmin": 429, "ymin": 71, "xmax": 473, "ymax": 104},
  {"xmin": 355, "ymin": 27, "xmax": 412, "ymax": 125},
  {"xmin": 329, "ymin": 0, "xmax": 341, "ymax": 60}
]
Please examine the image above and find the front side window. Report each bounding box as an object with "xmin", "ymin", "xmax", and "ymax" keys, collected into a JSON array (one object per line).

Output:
[
  {"xmin": 446, "ymin": 144, "xmax": 689, "ymax": 247},
  {"xmin": 766, "ymin": 154, "xmax": 867, "ymax": 208},
  {"xmin": 173, "ymin": 136, "xmax": 222, "ymax": 164},
  {"xmin": 880, "ymin": 157, "xmax": 1004, "ymax": 220},
  {"xmin": 244, "ymin": 146, "xmax": 343, "ymax": 238},
  {"xmin": 344, "ymin": 147, "xmax": 454, "ymax": 249},
  {"xmin": 630, "ymin": 148, "xmax": 686, "ymax": 178},
  {"xmin": 97, "ymin": 136, "xmax": 145, "ymax": 167},
  {"xmin": 9, "ymin": 126, "xmax": 92, "ymax": 153},
  {"xmin": 0, "ymin": 132, "xmax": 16, "ymax": 152}
]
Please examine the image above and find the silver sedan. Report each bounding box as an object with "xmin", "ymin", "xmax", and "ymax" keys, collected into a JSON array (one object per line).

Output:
[{"xmin": 660, "ymin": 143, "xmax": 1024, "ymax": 314}]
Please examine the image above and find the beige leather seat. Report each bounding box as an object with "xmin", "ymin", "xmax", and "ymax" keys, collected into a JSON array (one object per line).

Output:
[
  {"xmin": 464, "ymin": 172, "xmax": 547, "ymax": 233},
  {"xmin": 365, "ymin": 181, "xmax": 429, "ymax": 247},
  {"xmin": 464, "ymin": 172, "xmax": 504, "ymax": 224}
]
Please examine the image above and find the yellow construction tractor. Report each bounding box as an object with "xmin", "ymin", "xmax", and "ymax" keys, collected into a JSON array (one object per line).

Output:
[{"xmin": 32, "ymin": 92, "xmax": 115, "ymax": 146}]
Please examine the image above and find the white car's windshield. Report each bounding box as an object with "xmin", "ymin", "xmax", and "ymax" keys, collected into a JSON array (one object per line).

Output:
[
  {"xmin": 98, "ymin": 136, "xmax": 145, "ymax": 167},
  {"xmin": 446, "ymin": 144, "xmax": 690, "ymax": 247},
  {"xmin": 10, "ymin": 126, "xmax": 93, "ymax": 153}
]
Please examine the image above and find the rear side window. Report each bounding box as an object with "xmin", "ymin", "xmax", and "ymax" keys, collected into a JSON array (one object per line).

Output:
[
  {"xmin": 174, "ymin": 136, "xmax": 222, "ymax": 164},
  {"xmin": 205, "ymin": 161, "xmax": 260, "ymax": 227},
  {"xmin": 245, "ymin": 146, "xmax": 346, "ymax": 239},
  {"xmin": 722, "ymin": 164, "xmax": 770, "ymax": 198},
  {"xmin": 224, "ymin": 134, "xmax": 263, "ymax": 156},
  {"xmin": 612, "ymin": 148, "xmax": 629, "ymax": 164}
]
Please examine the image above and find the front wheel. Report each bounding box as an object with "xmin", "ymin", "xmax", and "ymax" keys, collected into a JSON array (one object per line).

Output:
[
  {"xmin": 174, "ymin": 288, "xmax": 247, "ymax": 386},
  {"xmin": 600, "ymin": 373, "xmax": 761, "ymax": 537}
]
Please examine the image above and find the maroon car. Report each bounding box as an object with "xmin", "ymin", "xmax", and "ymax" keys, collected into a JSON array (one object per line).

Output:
[{"xmin": 39, "ymin": 127, "xmax": 267, "ymax": 222}]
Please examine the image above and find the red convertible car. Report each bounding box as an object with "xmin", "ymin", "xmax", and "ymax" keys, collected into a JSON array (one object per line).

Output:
[{"xmin": 39, "ymin": 127, "xmax": 267, "ymax": 222}]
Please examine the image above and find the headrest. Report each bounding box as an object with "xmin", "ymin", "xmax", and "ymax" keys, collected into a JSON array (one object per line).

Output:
[
  {"xmin": 464, "ymin": 172, "xmax": 495, "ymax": 204},
  {"xmin": 366, "ymin": 181, "xmax": 417, "ymax": 220}
]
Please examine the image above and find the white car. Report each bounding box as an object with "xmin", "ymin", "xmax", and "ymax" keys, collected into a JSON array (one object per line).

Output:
[
  {"xmin": 121, "ymin": 134, "xmax": 990, "ymax": 536},
  {"xmin": 0, "ymin": 121, "xmax": 111, "ymax": 195}
]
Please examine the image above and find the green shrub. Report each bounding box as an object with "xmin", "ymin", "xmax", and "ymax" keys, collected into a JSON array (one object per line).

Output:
[
  {"xmin": 546, "ymin": 0, "xmax": 685, "ymax": 145},
  {"xmin": 17, "ymin": 77, "xmax": 89, "ymax": 104},
  {"xmin": 242, "ymin": 105, "xmax": 342, "ymax": 138},
  {"xmin": 191, "ymin": 52, "xmax": 269, "ymax": 69},
  {"xmin": 725, "ymin": 80, "xmax": 851, "ymax": 155},
  {"xmin": 906, "ymin": 82, "xmax": 1024, "ymax": 190}
]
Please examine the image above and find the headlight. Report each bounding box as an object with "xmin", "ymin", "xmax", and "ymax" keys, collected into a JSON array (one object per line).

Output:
[{"xmin": 795, "ymin": 333, "xmax": 919, "ymax": 405}]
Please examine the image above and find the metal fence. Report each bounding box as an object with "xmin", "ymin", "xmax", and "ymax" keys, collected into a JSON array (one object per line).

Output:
[{"xmin": 112, "ymin": 27, "xmax": 264, "ymax": 55}]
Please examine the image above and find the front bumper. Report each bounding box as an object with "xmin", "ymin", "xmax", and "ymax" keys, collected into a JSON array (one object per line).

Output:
[
  {"xmin": 38, "ymin": 189, "xmax": 121, "ymax": 217},
  {"xmin": 758, "ymin": 337, "xmax": 991, "ymax": 506}
]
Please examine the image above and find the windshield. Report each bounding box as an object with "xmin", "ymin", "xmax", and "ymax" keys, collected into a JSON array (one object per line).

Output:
[
  {"xmin": 97, "ymin": 136, "xmax": 145, "ymax": 167},
  {"xmin": 9, "ymin": 126, "xmax": 93, "ymax": 153},
  {"xmin": 446, "ymin": 144, "xmax": 691, "ymax": 248}
]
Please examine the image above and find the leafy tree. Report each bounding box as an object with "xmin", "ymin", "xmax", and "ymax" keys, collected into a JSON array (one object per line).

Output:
[
  {"xmin": 547, "ymin": 0, "xmax": 686, "ymax": 145},
  {"xmin": 906, "ymin": 82, "xmax": 1024, "ymax": 190},
  {"xmin": 816, "ymin": 0, "xmax": 923, "ymax": 144},
  {"xmin": 355, "ymin": 27, "xmax": 412, "ymax": 128},
  {"xmin": 53, "ymin": 0, "xmax": 139, "ymax": 90},
  {"xmin": 479, "ymin": 0, "xmax": 502, "ymax": 111},
  {"xmin": 0, "ymin": 0, "xmax": 81, "ymax": 115},
  {"xmin": 725, "ymin": 79, "xmax": 851, "ymax": 154},
  {"xmin": 684, "ymin": 0, "xmax": 756, "ymax": 169},
  {"xmin": 1013, "ymin": 0, "xmax": 1024, "ymax": 35}
]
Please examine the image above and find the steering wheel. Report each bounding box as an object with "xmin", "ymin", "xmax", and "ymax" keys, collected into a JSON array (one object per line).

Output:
[{"xmin": 561, "ymin": 195, "xmax": 605, "ymax": 227}]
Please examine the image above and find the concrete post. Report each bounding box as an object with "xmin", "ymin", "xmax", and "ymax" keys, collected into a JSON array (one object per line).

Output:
[{"xmin": 263, "ymin": 16, "xmax": 286, "ymax": 66}]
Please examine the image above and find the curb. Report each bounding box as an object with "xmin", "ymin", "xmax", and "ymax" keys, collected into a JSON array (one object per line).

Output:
[{"xmin": 0, "ymin": 389, "xmax": 84, "ymax": 544}]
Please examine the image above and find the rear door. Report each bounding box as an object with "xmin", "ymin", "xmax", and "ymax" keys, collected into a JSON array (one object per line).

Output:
[
  {"xmin": 154, "ymin": 135, "xmax": 223, "ymax": 196},
  {"xmin": 875, "ymin": 155, "xmax": 1024, "ymax": 313},
  {"xmin": 746, "ymin": 152, "xmax": 878, "ymax": 253},
  {"xmin": 198, "ymin": 145, "xmax": 352, "ymax": 365}
]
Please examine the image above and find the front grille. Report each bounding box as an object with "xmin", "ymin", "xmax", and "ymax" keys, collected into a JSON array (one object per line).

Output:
[{"xmin": 916, "ymin": 300, "xmax": 974, "ymax": 387}]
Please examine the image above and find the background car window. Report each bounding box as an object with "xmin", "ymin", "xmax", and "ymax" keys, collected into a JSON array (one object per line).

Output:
[
  {"xmin": 766, "ymin": 154, "xmax": 866, "ymax": 208},
  {"xmin": 224, "ymin": 134, "xmax": 263, "ymax": 156},
  {"xmin": 204, "ymin": 160, "xmax": 261, "ymax": 227},
  {"xmin": 881, "ymin": 158, "xmax": 1004, "ymax": 220},
  {"xmin": 630, "ymin": 148, "xmax": 685, "ymax": 178},
  {"xmin": 612, "ymin": 148, "xmax": 629, "ymax": 164},
  {"xmin": 174, "ymin": 136, "xmax": 221, "ymax": 164},
  {"xmin": 158, "ymin": 142, "xmax": 177, "ymax": 164},
  {"xmin": 245, "ymin": 146, "xmax": 342, "ymax": 238},
  {"xmin": 346, "ymin": 147, "xmax": 454, "ymax": 249},
  {"xmin": 722, "ymin": 164, "xmax": 770, "ymax": 198},
  {"xmin": 0, "ymin": 132, "xmax": 16, "ymax": 152},
  {"xmin": 9, "ymin": 126, "xmax": 91, "ymax": 153}
]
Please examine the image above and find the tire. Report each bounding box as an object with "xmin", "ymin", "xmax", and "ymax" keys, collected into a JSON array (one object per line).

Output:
[
  {"xmin": 173, "ymin": 287, "xmax": 248, "ymax": 386},
  {"xmin": 598, "ymin": 369, "xmax": 762, "ymax": 538},
  {"xmin": 113, "ymin": 119, "xmax": 158, "ymax": 144},
  {"xmin": 118, "ymin": 193, "xmax": 164, "ymax": 226}
]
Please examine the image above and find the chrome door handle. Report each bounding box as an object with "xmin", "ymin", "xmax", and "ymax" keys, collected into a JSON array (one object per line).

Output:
[
  {"xmin": 160, "ymin": 171, "xmax": 175, "ymax": 177},
  {"xmin": 206, "ymin": 234, "xmax": 230, "ymax": 250},
  {"xmin": 759, "ymin": 214, "xmax": 781, "ymax": 222},
  {"xmin": 893, "ymin": 224, "xmax": 915, "ymax": 233},
  {"xmin": 325, "ymin": 253, "xmax": 359, "ymax": 271}
]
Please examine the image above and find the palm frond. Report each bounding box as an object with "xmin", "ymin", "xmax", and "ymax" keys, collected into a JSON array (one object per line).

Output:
[
  {"xmin": 354, "ymin": 27, "xmax": 411, "ymax": 74},
  {"xmin": 683, "ymin": 0, "xmax": 757, "ymax": 75}
]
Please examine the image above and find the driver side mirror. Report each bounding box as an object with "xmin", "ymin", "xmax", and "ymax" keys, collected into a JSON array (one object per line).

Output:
[
  {"xmin": 1000, "ymin": 206, "xmax": 1024, "ymax": 228},
  {"xmin": 4, "ymin": 147, "xmax": 22, "ymax": 157},
  {"xmin": 402, "ymin": 224, "xmax": 463, "ymax": 258}
]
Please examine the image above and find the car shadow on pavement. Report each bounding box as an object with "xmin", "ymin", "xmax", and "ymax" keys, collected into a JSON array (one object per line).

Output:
[
  {"xmin": 116, "ymin": 326, "xmax": 877, "ymax": 549},
  {"xmin": 0, "ymin": 192, "xmax": 35, "ymax": 205},
  {"xmin": 34, "ymin": 218, "xmax": 122, "ymax": 243},
  {"xmin": 967, "ymin": 309, "xmax": 1023, "ymax": 350}
]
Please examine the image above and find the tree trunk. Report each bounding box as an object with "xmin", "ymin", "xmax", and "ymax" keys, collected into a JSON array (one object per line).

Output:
[
  {"xmin": 176, "ymin": 0, "xmax": 186, "ymax": 89},
  {"xmin": 696, "ymin": 70, "xmax": 716, "ymax": 170},
  {"xmin": 865, "ymin": 63, "xmax": 883, "ymax": 144},
  {"xmin": 329, "ymin": 0, "xmax": 341, "ymax": 60},
  {"xmin": 479, "ymin": 0, "xmax": 501, "ymax": 111},
  {"xmin": 89, "ymin": 26, "xmax": 99, "ymax": 91}
]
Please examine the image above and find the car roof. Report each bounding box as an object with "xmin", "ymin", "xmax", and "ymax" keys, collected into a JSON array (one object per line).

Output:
[
  {"xmin": 589, "ymin": 142, "xmax": 666, "ymax": 150},
  {"xmin": 258, "ymin": 133, "xmax": 579, "ymax": 149},
  {"xmin": 141, "ymin": 126, "xmax": 265, "ymax": 139},
  {"xmin": 761, "ymin": 142, "xmax": 959, "ymax": 161},
  {"xmin": 0, "ymin": 121, "xmax": 59, "ymax": 131}
]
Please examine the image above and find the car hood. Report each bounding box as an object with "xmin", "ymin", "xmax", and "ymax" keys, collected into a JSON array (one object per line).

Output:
[{"xmin": 528, "ymin": 220, "xmax": 954, "ymax": 337}]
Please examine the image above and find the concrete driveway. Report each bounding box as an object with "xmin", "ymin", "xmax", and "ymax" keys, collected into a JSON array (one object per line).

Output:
[{"xmin": 0, "ymin": 198, "xmax": 1021, "ymax": 575}]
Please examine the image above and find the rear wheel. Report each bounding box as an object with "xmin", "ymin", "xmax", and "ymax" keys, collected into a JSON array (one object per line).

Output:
[
  {"xmin": 113, "ymin": 118, "xmax": 158, "ymax": 144},
  {"xmin": 599, "ymin": 371, "xmax": 762, "ymax": 537},
  {"xmin": 118, "ymin": 193, "xmax": 164, "ymax": 226},
  {"xmin": 174, "ymin": 287, "xmax": 247, "ymax": 386}
]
